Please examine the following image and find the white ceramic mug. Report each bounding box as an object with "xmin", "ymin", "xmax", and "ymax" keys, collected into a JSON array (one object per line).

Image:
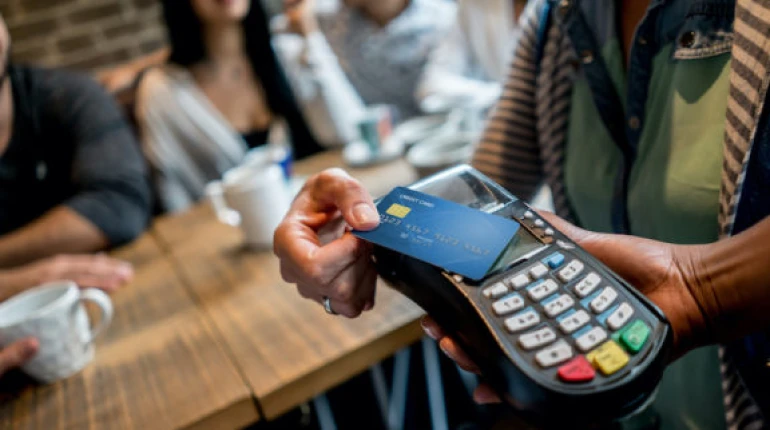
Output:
[
  {"xmin": 0, "ymin": 281, "xmax": 113, "ymax": 383},
  {"xmin": 206, "ymin": 163, "xmax": 292, "ymax": 248}
]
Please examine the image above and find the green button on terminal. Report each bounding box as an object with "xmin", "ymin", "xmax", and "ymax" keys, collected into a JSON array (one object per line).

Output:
[{"xmin": 619, "ymin": 320, "xmax": 650, "ymax": 353}]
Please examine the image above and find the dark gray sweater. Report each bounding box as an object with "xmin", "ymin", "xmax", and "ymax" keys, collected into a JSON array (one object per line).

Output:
[{"xmin": 0, "ymin": 65, "xmax": 151, "ymax": 246}]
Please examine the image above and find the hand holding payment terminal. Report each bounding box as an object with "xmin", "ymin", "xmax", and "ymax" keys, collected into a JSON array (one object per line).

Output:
[{"xmin": 360, "ymin": 166, "xmax": 672, "ymax": 427}]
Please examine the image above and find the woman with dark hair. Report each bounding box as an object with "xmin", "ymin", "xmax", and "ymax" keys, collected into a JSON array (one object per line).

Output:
[{"xmin": 135, "ymin": 0, "xmax": 325, "ymax": 213}]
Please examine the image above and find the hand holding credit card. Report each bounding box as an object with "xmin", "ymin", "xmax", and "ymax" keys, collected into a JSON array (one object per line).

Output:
[{"xmin": 353, "ymin": 187, "xmax": 520, "ymax": 280}]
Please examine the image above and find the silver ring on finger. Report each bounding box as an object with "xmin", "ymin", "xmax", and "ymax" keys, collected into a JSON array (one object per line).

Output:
[{"xmin": 323, "ymin": 296, "xmax": 338, "ymax": 315}]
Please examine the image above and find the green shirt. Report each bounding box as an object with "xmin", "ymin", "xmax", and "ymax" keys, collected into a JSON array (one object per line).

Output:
[
  {"xmin": 565, "ymin": 40, "xmax": 729, "ymax": 244},
  {"xmin": 564, "ymin": 39, "xmax": 730, "ymax": 430}
]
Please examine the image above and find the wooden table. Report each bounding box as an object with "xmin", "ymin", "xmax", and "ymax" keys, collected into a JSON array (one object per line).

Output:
[
  {"xmin": 152, "ymin": 151, "xmax": 426, "ymax": 420},
  {"xmin": 1, "ymin": 151, "xmax": 425, "ymax": 429},
  {"xmin": 0, "ymin": 234, "xmax": 258, "ymax": 430}
]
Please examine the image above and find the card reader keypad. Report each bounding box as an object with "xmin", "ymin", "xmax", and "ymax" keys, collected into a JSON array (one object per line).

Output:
[
  {"xmin": 482, "ymin": 282, "xmax": 508, "ymax": 299},
  {"xmin": 527, "ymin": 280, "xmax": 559, "ymax": 301},
  {"xmin": 519, "ymin": 326, "xmax": 557, "ymax": 350},
  {"xmin": 492, "ymin": 294, "xmax": 525, "ymax": 316},
  {"xmin": 535, "ymin": 340, "xmax": 573, "ymax": 367},
  {"xmin": 505, "ymin": 308, "xmax": 541, "ymax": 332},
  {"xmin": 479, "ymin": 249, "xmax": 653, "ymax": 386}
]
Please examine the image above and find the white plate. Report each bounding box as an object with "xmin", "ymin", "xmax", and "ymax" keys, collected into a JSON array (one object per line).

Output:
[
  {"xmin": 406, "ymin": 132, "xmax": 475, "ymax": 178},
  {"xmin": 393, "ymin": 115, "xmax": 452, "ymax": 147}
]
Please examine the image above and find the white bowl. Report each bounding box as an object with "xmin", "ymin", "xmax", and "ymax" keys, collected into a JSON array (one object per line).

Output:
[{"xmin": 406, "ymin": 132, "xmax": 475, "ymax": 178}]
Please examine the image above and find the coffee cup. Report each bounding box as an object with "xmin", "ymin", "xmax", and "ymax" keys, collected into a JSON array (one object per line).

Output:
[
  {"xmin": 0, "ymin": 281, "xmax": 113, "ymax": 383},
  {"xmin": 205, "ymin": 163, "xmax": 292, "ymax": 248}
]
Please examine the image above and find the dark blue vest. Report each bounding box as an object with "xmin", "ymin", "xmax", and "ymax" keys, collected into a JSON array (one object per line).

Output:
[{"xmin": 728, "ymin": 97, "xmax": 770, "ymax": 420}]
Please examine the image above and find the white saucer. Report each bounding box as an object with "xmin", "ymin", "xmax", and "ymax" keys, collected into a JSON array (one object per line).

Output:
[
  {"xmin": 406, "ymin": 132, "xmax": 475, "ymax": 178},
  {"xmin": 342, "ymin": 135, "xmax": 405, "ymax": 168},
  {"xmin": 393, "ymin": 114, "xmax": 452, "ymax": 148}
]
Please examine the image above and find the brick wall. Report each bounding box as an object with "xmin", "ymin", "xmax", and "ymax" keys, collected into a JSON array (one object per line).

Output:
[{"xmin": 0, "ymin": 0, "xmax": 166, "ymax": 72}]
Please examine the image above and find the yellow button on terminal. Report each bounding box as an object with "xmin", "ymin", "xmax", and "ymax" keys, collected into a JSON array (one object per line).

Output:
[{"xmin": 586, "ymin": 340, "xmax": 629, "ymax": 376}]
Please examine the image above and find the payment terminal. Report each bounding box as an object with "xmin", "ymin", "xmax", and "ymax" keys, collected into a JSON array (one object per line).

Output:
[{"xmin": 370, "ymin": 165, "xmax": 672, "ymax": 427}]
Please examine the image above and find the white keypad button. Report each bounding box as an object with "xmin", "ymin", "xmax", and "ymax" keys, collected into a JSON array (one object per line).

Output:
[
  {"xmin": 505, "ymin": 309, "xmax": 541, "ymax": 333},
  {"xmin": 507, "ymin": 273, "xmax": 531, "ymax": 290},
  {"xmin": 607, "ymin": 302, "xmax": 634, "ymax": 330},
  {"xmin": 575, "ymin": 326, "xmax": 608, "ymax": 352},
  {"xmin": 524, "ymin": 211, "xmax": 534, "ymax": 219},
  {"xmin": 527, "ymin": 280, "xmax": 559, "ymax": 301},
  {"xmin": 558, "ymin": 310, "xmax": 591, "ymax": 334},
  {"xmin": 543, "ymin": 294, "xmax": 575, "ymax": 318},
  {"xmin": 557, "ymin": 260, "xmax": 585, "ymax": 283},
  {"xmin": 544, "ymin": 228, "xmax": 555, "ymax": 236},
  {"xmin": 492, "ymin": 294, "xmax": 525, "ymax": 316},
  {"xmin": 535, "ymin": 340, "xmax": 573, "ymax": 367},
  {"xmin": 482, "ymin": 282, "xmax": 508, "ymax": 299},
  {"xmin": 574, "ymin": 272, "xmax": 601, "ymax": 297},
  {"xmin": 529, "ymin": 263, "xmax": 549, "ymax": 279},
  {"xmin": 534, "ymin": 219, "xmax": 545, "ymax": 228},
  {"xmin": 519, "ymin": 327, "xmax": 557, "ymax": 350},
  {"xmin": 590, "ymin": 287, "xmax": 618, "ymax": 313}
]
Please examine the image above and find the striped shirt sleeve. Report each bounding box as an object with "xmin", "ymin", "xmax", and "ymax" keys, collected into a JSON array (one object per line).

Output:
[{"xmin": 471, "ymin": 0, "xmax": 548, "ymax": 201}]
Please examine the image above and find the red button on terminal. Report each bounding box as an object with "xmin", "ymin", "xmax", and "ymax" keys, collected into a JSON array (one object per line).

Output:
[{"xmin": 558, "ymin": 355, "xmax": 595, "ymax": 383}]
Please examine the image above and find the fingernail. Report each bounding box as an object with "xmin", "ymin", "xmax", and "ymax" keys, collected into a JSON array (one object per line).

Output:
[
  {"xmin": 474, "ymin": 392, "xmax": 499, "ymax": 405},
  {"xmin": 353, "ymin": 203, "xmax": 379, "ymax": 226},
  {"xmin": 420, "ymin": 318, "xmax": 439, "ymax": 339},
  {"xmin": 438, "ymin": 339, "xmax": 452, "ymax": 358}
]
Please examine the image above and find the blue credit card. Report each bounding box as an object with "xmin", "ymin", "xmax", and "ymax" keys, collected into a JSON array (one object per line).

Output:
[{"xmin": 352, "ymin": 187, "xmax": 520, "ymax": 280}]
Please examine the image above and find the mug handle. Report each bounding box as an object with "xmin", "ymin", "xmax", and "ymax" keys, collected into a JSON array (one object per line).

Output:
[
  {"xmin": 79, "ymin": 288, "xmax": 114, "ymax": 344},
  {"xmin": 205, "ymin": 180, "xmax": 241, "ymax": 226}
]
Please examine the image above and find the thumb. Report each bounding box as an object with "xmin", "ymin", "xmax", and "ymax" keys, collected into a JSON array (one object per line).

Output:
[
  {"xmin": 537, "ymin": 211, "xmax": 622, "ymax": 265},
  {"xmin": 309, "ymin": 169, "xmax": 380, "ymax": 231},
  {"xmin": 538, "ymin": 210, "xmax": 669, "ymax": 287},
  {"xmin": 538, "ymin": 211, "xmax": 596, "ymax": 246},
  {"xmin": 0, "ymin": 338, "xmax": 39, "ymax": 375},
  {"xmin": 345, "ymin": 200, "xmax": 380, "ymax": 231}
]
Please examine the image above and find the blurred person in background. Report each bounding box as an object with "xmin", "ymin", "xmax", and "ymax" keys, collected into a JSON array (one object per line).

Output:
[
  {"xmin": 135, "ymin": 0, "xmax": 324, "ymax": 213},
  {"xmin": 97, "ymin": 48, "xmax": 170, "ymax": 95},
  {"xmin": 274, "ymin": 0, "xmax": 455, "ymax": 146},
  {"xmin": 416, "ymin": 0, "xmax": 526, "ymax": 113},
  {"xmin": 0, "ymin": 13, "xmax": 151, "ymax": 269}
]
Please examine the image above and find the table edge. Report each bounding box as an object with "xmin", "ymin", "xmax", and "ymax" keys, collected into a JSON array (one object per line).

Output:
[{"xmin": 258, "ymin": 318, "xmax": 424, "ymax": 420}]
